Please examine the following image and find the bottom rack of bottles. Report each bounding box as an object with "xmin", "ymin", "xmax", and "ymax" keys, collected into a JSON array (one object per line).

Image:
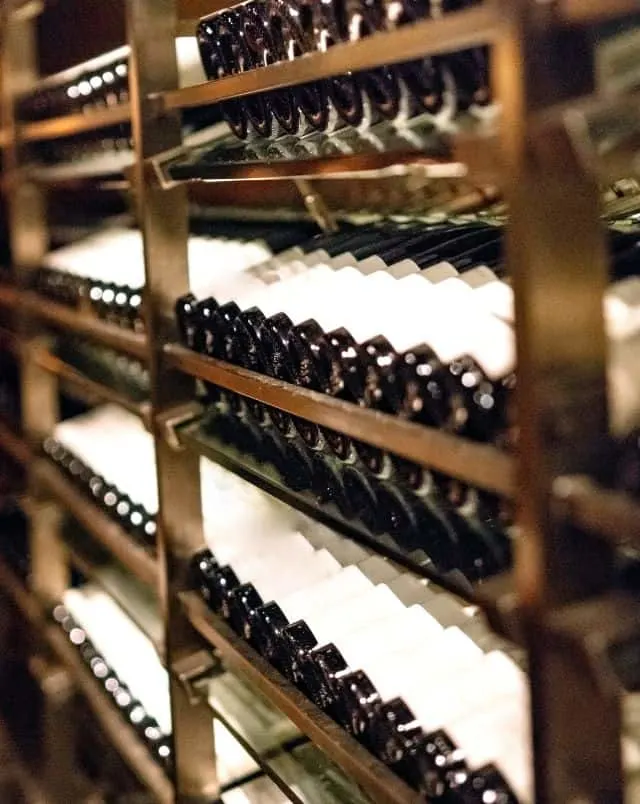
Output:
[{"xmin": 187, "ymin": 547, "xmax": 532, "ymax": 801}]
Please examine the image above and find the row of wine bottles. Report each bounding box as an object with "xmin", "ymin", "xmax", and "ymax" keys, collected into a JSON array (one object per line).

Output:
[
  {"xmin": 52, "ymin": 598, "xmax": 172, "ymax": 773},
  {"xmin": 27, "ymin": 204, "xmax": 640, "ymax": 468},
  {"xmin": 43, "ymin": 406, "xmax": 159, "ymax": 549},
  {"xmin": 42, "ymin": 397, "xmax": 509, "ymax": 586},
  {"xmin": 55, "ymin": 337, "xmax": 150, "ymax": 403},
  {"xmin": 17, "ymin": 50, "xmax": 130, "ymax": 123},
  {"xmin": 32, "ymin": 106, "xmax": 228, "ymax": 168},
  {"xmin": 43, "ymin": 436, "xmax": 157, "ymax": 549},
  {"xmin": 179, "ymin": 218, "xmax": 513, "ymax": 444},
  {"xmin": 55, "ymin": 584, "xmax": 358, "ymax": 803},
  {"xmin": 197, "ymin": 0, "xmax": 491, "ymax": 140},
  {"xmin": 190, "ymin": 526, "xmax": 530, "ymax": 801},
  {"xmin": 204, "ymin": 388, "xmax": 512, "ymax": 582},
  {"xmin": 17, "ymin": 39, "xmax": 209, "ymax": 124},
  {"xmin": 35, "ymin": 125, "xmax": 135, "ymax": 170},
  {"xmin": 178, "ymin": 218, "xmax": 640, "ymax": 441},
  {"xmin": 32, "ymin": 222, "xmax": 302, "ymax": 331},
  {"xmin": 34, "ymin": 229, "xmax": 146, "ymax": 328}
]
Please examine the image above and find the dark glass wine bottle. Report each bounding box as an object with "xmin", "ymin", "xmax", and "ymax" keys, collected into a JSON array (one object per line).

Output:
[
  {"xmin": 268, "ymin": 0, "xmax": 331, "ymax": 132},
  {"xmin": 346, "ymin": 0, "xmax": 402, "ymax": 121},
  {"xmin": 197, "ymin": 15, "xmax": 250, "ymax": 139},
  {"xmin": 242, "ymin": 0, "xmax": 300, "ymax": 135},
  {"xmin": 311, "ymin": 0, "xmax": 365, "ymax": 127}
]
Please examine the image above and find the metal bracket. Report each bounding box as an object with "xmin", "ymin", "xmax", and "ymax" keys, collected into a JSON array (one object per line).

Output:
[
  {"xmin": 172, "ymin": 649, "xmax": 221, "ymax": 705},
  {"xmin": 294, "ymin": 178, "xmax": 339, "ymax": 233},
  {"xmin": 156, "ymin": 401, "xmax": 205, "ymax": 451}
]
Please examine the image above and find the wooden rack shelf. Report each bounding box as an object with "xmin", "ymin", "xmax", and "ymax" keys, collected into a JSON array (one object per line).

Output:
[
  {"xmin": 206, "ymin": 702, "xmax": 308, "ymax": 804},
  {"xmin": 20, "ymin": 104, "xmax": 131, "ymax": 144},
  {"xmin": 0, "ymin": 418, "xmax": 30, "ymax": 467},
  {"xmin": 206, "ymin": 671, "xmax": 380, "ymax": 804},
  {"xmin": 162, "ymin": 7, "xmax": 499, "ymax": 112},
  {"xmin": 559, "ymin": 0, "xmax": 640, "ymax": 24},
  {"xmin": 175, "ymin": 421, "xmax": 481, "ymax": 600},
  {"xmin": 164, "ymin": 344, "xmax": 515, "ymax": 496},
  {"xmin": 190, "ymin": 658, "xmax": 383, "ymax": 803},
  {"xmin": 0, "ymin": 286, "xmax": 148, "ymax": 360},
  {"xmin": 2, "ymin": 0, "xmax": 640, "ymax": 800},
  {"xmin": 180, "ymin": 591, "xmax": 422, "ymax": 804},
  {"xmin": 21, "ymin": 164, "xmax": 133, "ymax": 191},
  {"xmin": 153, "ymin": 125, "xmax": 501, "ymax": 188},
  {"xmin": 0, "ymin": 559, "xmax": 172, "ymax": 804},
  {"xmin": 33, "ymin": 349, "xmax": 151, "ymax": 426}
]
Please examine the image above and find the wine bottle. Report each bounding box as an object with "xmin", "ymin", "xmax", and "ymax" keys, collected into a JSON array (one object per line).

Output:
[
  {"xmin": 311, "ymin": 0, "xmax": 365, "ymax": 127},
  {"xmin": 304, "ymin": 602, "xmax": 442, "ymax": 715},
  {"xmin": 268, "ymin": 0, "xmax": 331, "ymax": 132},
  {"xmin": 224, "ymin": 8, "xmax": 275, "ymax": 138},
  {"xmin": 197, "ymin": 14, "xmax": 250, "ymax": 139},
  {"xmin": 385, "ymin": 0, "xmax": 451, "ymax": 120},
  {"xmin": 309, "ymin": 450, "xmax": 355, "ymax": 519},
  {"xmin": 248, "ymin": 564, "xmax": 374, "ymax": 660},
  {"xmin": 346, "ymin": 0, "xmax": 404, "ymax": 122},
  {"xmin": 337, "ymin": 625, "xmax": 483, "ymax": 736},
  {"xmin": 224, "ymin": 547, "xmax": 341, "ymax": 634},
  {"xmin": 242, "ymin": 0, "xmax": 300, "ymax": 136}
]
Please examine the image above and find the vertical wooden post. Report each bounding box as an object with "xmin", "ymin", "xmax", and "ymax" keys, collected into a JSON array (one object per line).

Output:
[
  {"xmin": 496, "ymin": 2, "xmax": 623, "ymax": 800},
  {"xmin": 127, "ymin": 1, "xmax": 218, "ymax": 800},
  {"xmin": 0, "ymin": 3, "xmax": 69, "ymax": 603}
]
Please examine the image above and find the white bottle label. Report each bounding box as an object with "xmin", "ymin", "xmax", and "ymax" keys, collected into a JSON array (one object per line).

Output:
[
  {"xmin": 357, "ymin": 255, "xmax": 390, "ymax": 275},
  {"xmin": 421, "ymin": 261, "xmax": 460, "ymax": 283},
  {"xmin": 282, "ymin": 566, "xmax": 374, "ymax": 621},
  {"xmin": 307, "ymin": 585, "xmax": 405, "ymax": 645}
]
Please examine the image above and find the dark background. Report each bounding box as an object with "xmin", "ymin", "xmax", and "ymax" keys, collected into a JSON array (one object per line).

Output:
[{"xmin": 38, "ymin": 0, "xmax": 126, "ymax": 76}]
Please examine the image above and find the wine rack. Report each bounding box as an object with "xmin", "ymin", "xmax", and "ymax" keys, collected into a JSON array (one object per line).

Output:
[{"xmin": 1, "ymin": 0, "xmax": 640, "ymax": 803}]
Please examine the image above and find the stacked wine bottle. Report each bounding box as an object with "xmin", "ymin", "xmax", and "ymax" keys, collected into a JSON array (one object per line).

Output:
[
  {"xmin": 189, "ymin": 462, "xmax": 531, "ymax": 802},
  {"xmin": 33, "ymin": 221, "xmax": 313, "ymax": 332},
  {"xmin": 20, "ymin": 40, "xmax": 221, "ymax": 168},
  {"xmin": 197, "ymin": 0, "xmax": 492, "ymax": 140},
  {"xmin": 52, "ymin": 590, "xmax": 173, "ymax": 773},
  {"xmin": 42, "ymin": 407, "xmax": 158, "ymax": 551},
  {"xmin": 54, "ymin": 337, "xmax": 150, "ymax": 403},
  {"xmin": 17, "ymin": 50, "xmax": 130, "ymax": 123},
  {"xmin": 202, "ymin": 389, "xmax": 512, "ymax": 583},
  {"xmin": 177, "ymin": 220, "xmax": 640, "ymax": 448},
  {"xmin": 52, "ymin": 585, "xmax": 326, "ymax": 798}
]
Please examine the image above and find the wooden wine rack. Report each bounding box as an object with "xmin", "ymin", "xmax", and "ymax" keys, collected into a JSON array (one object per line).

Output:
[{"xmin": 1, "ymin": 0, "xmax": 640, "ymax": 801}]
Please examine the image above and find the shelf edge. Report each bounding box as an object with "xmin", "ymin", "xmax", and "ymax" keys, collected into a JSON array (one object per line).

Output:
[
  {"xmin": 164, "ymin": 343, "xmax": 515, "ymax": 496},
  {"xmin": 162, "ymin": 7, "xmax": 501, "ymax": 111},
  {"xmin": 180, "ymin": 591, "xmax": 422, "ymax": 804},
  {"xmin": 0, "ymin": 286, "xmax": 148, "ymax": 360}
]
